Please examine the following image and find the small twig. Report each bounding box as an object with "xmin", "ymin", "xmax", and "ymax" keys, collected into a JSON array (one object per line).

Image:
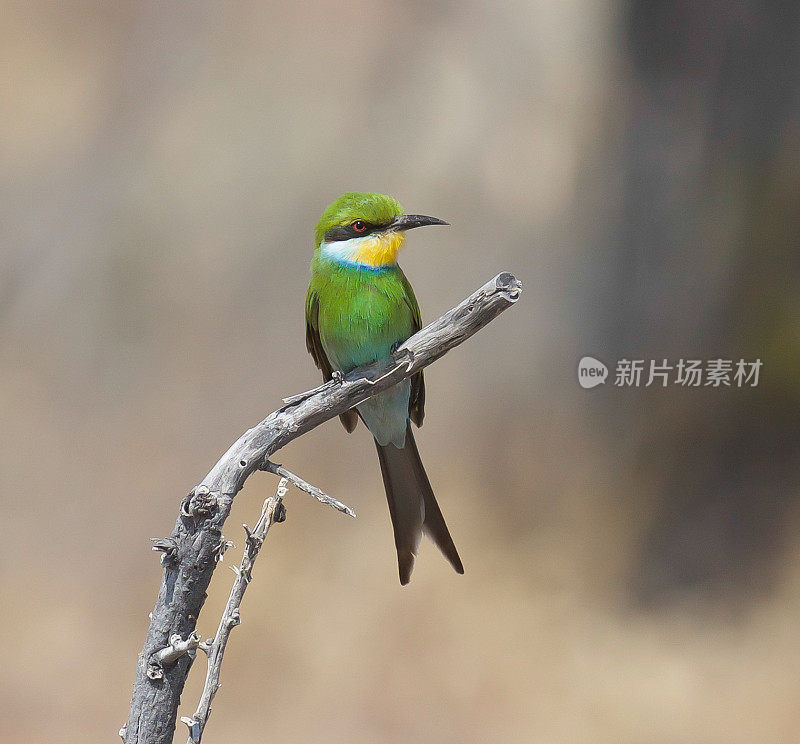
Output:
[
  {"xmin": 183, "ymin": 478, "xmax": 289, "ymax": 743},
  {"xmin": 261, "ymin": 460, "xmax": 356, "ymax": 517}
]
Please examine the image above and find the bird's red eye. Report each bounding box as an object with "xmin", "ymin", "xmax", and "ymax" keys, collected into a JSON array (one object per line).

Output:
[{"xmin": 352, "ymin": 220, "xmax": 367, "ymax": 232}]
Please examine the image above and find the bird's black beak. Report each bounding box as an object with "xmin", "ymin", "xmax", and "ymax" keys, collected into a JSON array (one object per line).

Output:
[{"xmin": 388, "ymin": 214, "xmax": 449, "ymax": 232}]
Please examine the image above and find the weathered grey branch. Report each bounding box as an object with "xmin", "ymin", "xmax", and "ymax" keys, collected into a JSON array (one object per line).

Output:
[
  {"xmin": 182, "ymin": 477, "xmax": 289, "ymax": 743},
  {"xmin": 262, "ymin": 460, "xmax": 355, "ymax": 517},
  {"xmin": 123, "ymin": 271, "xmax": 522, "ymax": 744}
]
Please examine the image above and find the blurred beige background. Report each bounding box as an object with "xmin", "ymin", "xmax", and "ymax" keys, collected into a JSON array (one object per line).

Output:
[{"xmin": 2, "ymin": 1, "xmax": 799, "ymax": 742}]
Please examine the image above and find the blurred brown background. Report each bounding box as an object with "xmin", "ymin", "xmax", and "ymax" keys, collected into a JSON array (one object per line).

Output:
[{"xmin": 2, "ymin": 1, "xmax": 799, "ymax": 742}]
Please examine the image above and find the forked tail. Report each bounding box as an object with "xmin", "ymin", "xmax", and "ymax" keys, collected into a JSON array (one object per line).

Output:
[{"xmin": 375, "ymin": 423, "xmax": 464, "ymax": 584}]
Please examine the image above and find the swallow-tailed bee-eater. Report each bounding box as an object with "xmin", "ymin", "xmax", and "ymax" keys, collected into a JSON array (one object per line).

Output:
[{"xmin": 305, "ymin": 192, "xmax": 463, "ymax": 584}]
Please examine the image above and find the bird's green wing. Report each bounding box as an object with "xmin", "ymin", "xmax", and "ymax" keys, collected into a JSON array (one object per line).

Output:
[
  {"xmin": 397, "ymin": 268, "xmax": 425, "ymax": 428},
  {"xmin": 305, "ymin": 288, "xmax": 358, "ymax": 432}
]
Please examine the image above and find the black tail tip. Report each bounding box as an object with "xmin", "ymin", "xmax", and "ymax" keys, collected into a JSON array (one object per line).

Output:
[
  {"xmin": 398, "ymin": 556, "xmax": 465, "ymax": 584},
  {"xmin": 398, "ymin": 550, "xmax": 415, "ymax": 585},
  {"xmin": 444, "ymin": 549, "xmax": 465, "ymax": 576}
]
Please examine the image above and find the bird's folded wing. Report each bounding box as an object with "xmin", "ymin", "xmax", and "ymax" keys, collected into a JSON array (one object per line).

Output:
[
  {"xmin": 398, "ymin": 268, "xmax": 425, "ymax": 427},
  {"xmin": 305, "ymin": 289, "xmax": 358, "ymax": 432}
]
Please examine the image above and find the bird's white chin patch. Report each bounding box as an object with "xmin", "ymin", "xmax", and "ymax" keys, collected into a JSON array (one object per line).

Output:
[{"xmin": 321, "ymin": 232, "xmax": 405, "ymax": 269}]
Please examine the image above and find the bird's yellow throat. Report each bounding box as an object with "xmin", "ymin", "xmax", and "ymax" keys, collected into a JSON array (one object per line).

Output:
[
  {"xmin": 354, "ymin": 231, "xmax": 406, "ymax": 267},
  {"xmin": 321, "ymin": 231, "xmax": 406, "ymax": 269}
]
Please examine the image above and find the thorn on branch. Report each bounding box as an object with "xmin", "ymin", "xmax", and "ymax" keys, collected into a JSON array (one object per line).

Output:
[
  {"xmin": 150, "ymin": 537, "xmax": 178, "ymax": 566},
  {"xmin": 147, "ymin": 632, "xmax": 201, "ymax": 679},
  {"xmin": 212, "ymin": 536, "xmax": 234, "ymax": 563},
  {"xmin": 243, "ymin": 523, "xmax": 264, "ymax": 550}
]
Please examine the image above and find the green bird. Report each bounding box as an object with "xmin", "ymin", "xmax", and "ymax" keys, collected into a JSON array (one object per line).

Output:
[{"xmin": 305, "ymin": 192, "xmax": 464, "ymax": 584}]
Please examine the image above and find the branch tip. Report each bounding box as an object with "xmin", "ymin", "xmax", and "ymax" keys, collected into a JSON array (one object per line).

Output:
[{"xmin": 495, "ymin": 271, "xmax": 523, "ymax": 300}]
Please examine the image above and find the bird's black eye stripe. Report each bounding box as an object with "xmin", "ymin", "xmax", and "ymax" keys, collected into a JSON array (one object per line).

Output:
[{"xmin": 324, "ymin": 221, "xmax": 387, "ymax": 242}]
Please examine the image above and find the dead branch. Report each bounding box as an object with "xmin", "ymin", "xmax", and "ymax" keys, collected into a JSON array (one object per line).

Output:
[
  {"xmin": 122, "ymin": 271, "xmax": 523, "ymax": 744},
  {"xmin": 181, "ymin": 477, "xmax": 289, "ymax": 743}
]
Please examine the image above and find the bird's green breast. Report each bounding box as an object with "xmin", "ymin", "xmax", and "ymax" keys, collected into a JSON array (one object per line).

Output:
[{"xmin": 309, "ymin": 258, "xmax": 415, "ymax": 371}]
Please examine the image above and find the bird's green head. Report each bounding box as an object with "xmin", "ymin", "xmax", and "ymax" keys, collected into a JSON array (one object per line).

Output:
[{"xmin": 314, "ymin": 192, "xmax": 448, "ymax": 269}]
